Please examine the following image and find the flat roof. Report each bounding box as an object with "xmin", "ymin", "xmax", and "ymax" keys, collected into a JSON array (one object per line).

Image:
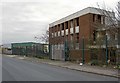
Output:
[{"xmin": 49, "ymin": 7, "xmax": 114, "ymax": 27}]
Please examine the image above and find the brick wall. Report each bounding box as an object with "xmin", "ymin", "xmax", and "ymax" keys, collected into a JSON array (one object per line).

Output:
[{"xmin": 69, "ymin": 49, "xmax": 90, "ymax": 63}]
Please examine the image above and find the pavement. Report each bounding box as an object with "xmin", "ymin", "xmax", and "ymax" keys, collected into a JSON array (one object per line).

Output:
[{"xmin": 4, "ymin": 54, "xmax": 119, "ymax": 78}]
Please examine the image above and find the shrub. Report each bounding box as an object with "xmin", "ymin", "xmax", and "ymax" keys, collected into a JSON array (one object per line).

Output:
[{"xmin": 90, "ymin": 60, "xmax": 99, "ymax": 66}]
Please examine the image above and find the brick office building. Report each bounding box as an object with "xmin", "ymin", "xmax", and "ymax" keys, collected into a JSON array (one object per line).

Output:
[{"xmin": 49, "ymin": 7, "xmax": 116, "ymax": 63}]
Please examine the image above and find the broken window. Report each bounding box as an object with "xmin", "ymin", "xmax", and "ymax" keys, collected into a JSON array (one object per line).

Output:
[
  {"xmin": 76, "ymin": 17, "xmax": 79, "ymax": 26},
  {"xmin": 93, "ymin": 14, "xmax": 95, "ymax": 22},
  {"xmin": 97, "ymin": 15, "xmax": 101, "ymax": 23},
  {"xmin": 62, "ymin": 23, "xmax": 64, "ymax": 30},
  {"xmin": 65, "ymin": 21, "xmax": 68, "ymax": 29},
  {"xmin": 76, "ymin": 33, "xmax": 79, "ymax": 43},
  {"xmin": 70, "ymin": 20, "xmax": 73, "ymax": 28}
]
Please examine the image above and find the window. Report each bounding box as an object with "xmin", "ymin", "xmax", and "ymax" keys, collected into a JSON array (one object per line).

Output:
[
  {"xmin": 76, "ymin": 33, "xmax": 79, "ymax": 43},
  {"xmin": 54, "ymin": 32, "xmax": 56, "ymax": 37},
  {"xmin": 51, "ymin": 27, "xmax": 54, "ymax": 33},
  {"xmin": 75, "ymin": 43, "xmax": 79, "ymax": 50},
  {"xmin": 62, "ymin": 23, "xmax": 64, "ymax": 30},
  {"xmin": 76, "ymin": 17, "xmax": 79, "ymax": 26},
  {"xmin": 93, "ymin": 14, "xmax": 95, "ymax": 22},
  {"xmin": 66, "ymin": 35, "xmax": 68, "ymax": 40},
  {"xmin": 98, "ymin": 15, "xmax": 101, "ymax": 23},
  {"xmin": 115, "ymin": 33, "xmax": 118, "ymax": 40},
  {"xmin": 101, "ymin": 16, "xmax": 104, "ymax": 24},
  {"xmin": 93, "ymin": 30, "xmax": 96, "ymax": 42},
  {"xmin": 56, "ymin": 32, "xmax": 58, "ymax": 37},
  {"xmin": 70, "ymin": 20, "xmax": 73, "ymax": 28},
  {"xmin": 52, "ymin": 33, "xmax": 54, "ymax": 38},
  {"xmin": 106, "ymin": 32, "xmax": 110, "ymax": 40},
  {"xmin": 71, "ymin": 34, "xmax": 73, "ymax": 41},
  {"xmin": 58, "ymin": 24, "xmax": 60, "ymax": 30},
  {"xmin": 65, "ymin": 21, "xmax": 68, "ymax": 29}
]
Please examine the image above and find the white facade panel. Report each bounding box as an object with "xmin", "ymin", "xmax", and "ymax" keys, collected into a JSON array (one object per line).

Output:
[
  {"xmin": 75, "ymin": 26, "xmax": 79, "ymax": 33},
  {"xmin": 66, "ymin": 29, "xmax": 68, "ymax": 35},
  {"xmin": 58, "ymin": 31, "xmax": 60, "ymax": 36},
  {"xmin": 70, "ymin": 27, "xmax": 73, "ymax": 34},
  {"xmin": 61, "ymin": 30, "xmax": 64, "ymax": 36}
]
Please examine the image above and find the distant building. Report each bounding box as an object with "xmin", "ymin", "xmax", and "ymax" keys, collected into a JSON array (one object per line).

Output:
[
  {"xmin": 49, "ymin": 7, "xmax": 119, "ymax": 64},
  {"xmin": 2, "ymin": 44, "xmax": 12, "ymax": 54},
  {"xmin": 12, "ymin": 42, "xmax": 49, "ymax": 57},
  {"xmin": 0, "ymin": 45, "xmax": 2, "ymax": 54}
]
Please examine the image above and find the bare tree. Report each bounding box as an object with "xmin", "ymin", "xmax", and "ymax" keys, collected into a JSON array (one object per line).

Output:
[
  {"xmin": 91, "ymin": 1, "xmax": 120, "ymax": 65},
  {"xmin": 117, "ymin": 1, "xmax": 120, "ymax": 26},
  {"xmin": 96, "ymin": 1, "xmax": 120, "ymax": 33},
  {"xmin": 34, "ymin": 30, "xmax": 49, "ymax": 44}
]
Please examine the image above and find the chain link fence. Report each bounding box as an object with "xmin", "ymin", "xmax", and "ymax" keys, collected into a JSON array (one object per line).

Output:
[
  {"xmin": 64, "ymin": 37, "xmax": 119, "ymax": 66},
  {"xmin": 12, "ymin": 44, "xmax": 49, "ymax": 59}
]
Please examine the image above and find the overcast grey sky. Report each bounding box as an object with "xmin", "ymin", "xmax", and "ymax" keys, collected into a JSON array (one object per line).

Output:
[{"xmin": 0, "ymin": 0, "xmax": 119, "ymax": 44}]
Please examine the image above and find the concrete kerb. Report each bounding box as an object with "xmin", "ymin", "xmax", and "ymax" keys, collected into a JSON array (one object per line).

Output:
[
  {"xmin": 39, "ymin": 61, "xmax": 119, "ymax": 78},
  {"xmin": 5, "ymin": 55, "xmax": 119, "ymax": 78},
  {"xmin": 27, "ymin": 57, "xmax": 119, "ymax": 78}
]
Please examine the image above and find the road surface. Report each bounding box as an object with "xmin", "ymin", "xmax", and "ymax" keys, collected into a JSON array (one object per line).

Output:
[{"xmin": 2, "ymin": 55, "xmax": 118, "ymax": 81}]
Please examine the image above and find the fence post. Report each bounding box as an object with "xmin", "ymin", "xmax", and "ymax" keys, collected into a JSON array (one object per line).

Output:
[
  {"xmin": 82, "ymin": 36, "xmax": 85, "ymax": 64},
  {"xmin": 64, "ymin": 40, "xmax": 69, "ymax": 61},
  {"xmin": 105, "ymin": 34, "xmax": 108, "ymax": 65},
  {"xmin": 49, "ymin": 44, "xmax": 51, "ymax": 59}
]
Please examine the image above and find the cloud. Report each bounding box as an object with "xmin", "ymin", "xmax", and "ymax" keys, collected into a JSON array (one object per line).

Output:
[
  {"xmin": 1, "ymin": 0, "xmax": 119, "ymax": 44},
  {"xmin": 2, "ymin": 21, "xmax": 48, "ymax": 43}
]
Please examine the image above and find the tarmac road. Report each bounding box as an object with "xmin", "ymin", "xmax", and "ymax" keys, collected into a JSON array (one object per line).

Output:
[{"xmin": 2, "ymin": 55, "xmax": 118, "ymax": 81}]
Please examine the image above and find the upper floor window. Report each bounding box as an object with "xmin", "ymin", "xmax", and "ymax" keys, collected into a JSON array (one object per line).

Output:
[
  {"xmin": 76, "ymin": 17, "xmax": 79, "ymax": 26},
  {"xmin": 93, "ymin": 30, "xmax": 97, "ymax": 42},
  {"xmin": 58, "ymin": 24, "xmax": 60, "ymax": 30},
  {"xmin": 70, "ymin": 20, "xmax": 73, "ymax": 28},
  {"xmin": 65, "ymin": 21, "xmax": 68, "ymax": 29},
  {"xmin": 97, "ymin": 15, "xmax": 101, "ymax": 23},
  {"xmin": 93, "ymin": 14, "xmax": 95, "ymax": 22},
  {"xmin": 61, "ymin": 23, "xmax": 64, "ymax": 30}
]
